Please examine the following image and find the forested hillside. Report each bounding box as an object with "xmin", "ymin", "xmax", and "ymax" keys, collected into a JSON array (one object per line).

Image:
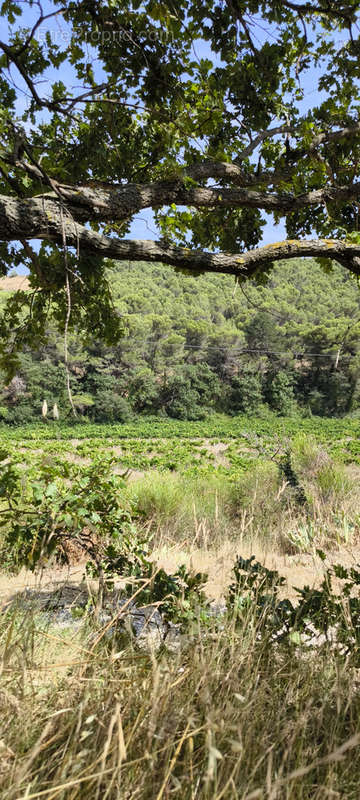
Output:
[{"xmin": 1, "ymin": 258, "xmax": 360, "ymax": 423}]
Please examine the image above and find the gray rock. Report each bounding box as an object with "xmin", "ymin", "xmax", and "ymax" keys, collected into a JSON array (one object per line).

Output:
[{"xmin": 2, "ymin": 584, "xmax": 182, "ymax": 651}]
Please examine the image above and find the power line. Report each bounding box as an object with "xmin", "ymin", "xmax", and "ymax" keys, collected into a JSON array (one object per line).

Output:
[{"xmin": 115, "ymin": 337, "xmax": 356, "ymax": 359}]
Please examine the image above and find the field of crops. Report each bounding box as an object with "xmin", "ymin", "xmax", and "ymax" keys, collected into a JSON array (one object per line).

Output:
[{"xmin": 1, "ymin": 413, "xmax": 359, "ymax": 476}]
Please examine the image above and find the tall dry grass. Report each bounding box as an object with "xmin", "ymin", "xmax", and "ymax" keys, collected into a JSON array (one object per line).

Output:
[
  {"xmin": 0, "ymin": 602, "xmax": 360, "ymax": 799},
  {"xmin": 126, "ymin": 471, "xmax": 235, "ymax": 548},
  {"xmin": 127, "ymin": 440, "xmax": 360, "ymax": 555}
]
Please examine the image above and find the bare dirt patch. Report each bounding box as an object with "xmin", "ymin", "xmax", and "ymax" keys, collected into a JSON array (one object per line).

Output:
[
  {"xmin": 65, "ymin": 453, "xmax": 91, "ymax": 466},
  {"xmin": 1, "ymin": 543, "xmax": 360, "ymax": 613},
  {"xmin": 202, "ymin": 439, "xmax": 230, "ymax": 466},
  {"xmin": 0, "ymin": 275, "xmax": 30, "ymax": 292},
  {"xmin": 137, "ymin": 541, "xmax": 360, "ymax": 602},
  {"xmin": 0, "ymin": 563, "xmax": 87, "ymax": 609}
]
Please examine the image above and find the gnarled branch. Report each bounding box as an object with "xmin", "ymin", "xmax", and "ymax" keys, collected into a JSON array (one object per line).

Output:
[{"xmin": 1, "ymin": 192, "xmax": 360, "ymax": 277}]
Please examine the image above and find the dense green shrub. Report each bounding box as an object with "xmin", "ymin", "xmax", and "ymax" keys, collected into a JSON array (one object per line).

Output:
[
  {"xmin": 228, "ymin": 371, "xmax": 263, "ymax": 414},
  {"xmin": 265, "ymin": 369, "xmax": 297, "ymax": 416},
  {"xmin": 161, "ymin": 363, "xmax": 220, "ymax": 420},
  {"xmin": 92, "ymin": 391, "xmax": 132, "ymax": 423},
  {"xmin": 227, "ymin": 554, "xmax": 360, "ymax": 657},
  {"xmin": 128, "ymin": 368, "xmax": 160, "ymax": 413}
]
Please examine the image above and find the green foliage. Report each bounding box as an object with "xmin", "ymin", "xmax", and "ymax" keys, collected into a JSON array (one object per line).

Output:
[
  {"xmin": 161, "ymin": 363, "xmax": 221, "ymax": 420},
  {"xmin": 227, "ymin": 554, "xmax": 360, "ymax": 658},
  {"xmin": 265, "ymin": 369, "xmax": 297, "ymax": 416},
  {"xmin": 2, "ymin": 257, "xmax": 359, "ymax": 421},
  {"xmin": 0, "ymin": 451, "xmax": 207, "ymax": 624},
  {"xmin": 128, "ymin": 368, "xmax": 160, "ymax": 414},
  {"xmin": 92, "ymin": 392, "xmax": 132, "ymax": 423},
  {"xmin": 123, "ymin": 563, "xmax": 208, "ymax": 626},
  {"xmin": 0, "ymin": 456, "xmax": 134, "ymax": 573},
  {"xmin": 228, "ymin": 371, "xmax": 263, "ymax": 414},
  {"xmin": 228, "ymin": 555, "xmax": 289, "ymax": 633},
  {"xmin": 0, "ymin": 0, "xmax": 360, "ymax": 371}
]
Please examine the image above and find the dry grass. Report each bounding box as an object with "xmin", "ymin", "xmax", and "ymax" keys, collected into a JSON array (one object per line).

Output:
[
  {"xmin": 153, "ymin": 541, "xmax": 360, "ymax": 602},
  {"xmin": 125, "ymin": 447, "xmax": 360, "ymax": 559},
  {"xmin": 0, "ymin": 276, "xmax": 30, "ymax": 292},
  {"xmin": 1, "ymin": 596, "xmax": 360, "ymax": 799}
]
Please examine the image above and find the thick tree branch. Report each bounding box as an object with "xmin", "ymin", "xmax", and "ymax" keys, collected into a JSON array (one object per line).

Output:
[
  {"xmin": 186, "ymin": 162, "xmax": 295, "ymax": 186},
  {"xmin": 34, "ymin": 179, "xmax": 360, "ymax": 220},
  {"xmin": 5, "ymin": 114, "xmax": 360, "ymax": 210},
  {"xmin": 2, "ymin": 178, "xmax": 360, "ymax": 239},
  {"xmin": 67, "ymin": 235, "xmax": 360, "ymax": 278},
  {"xmin": 1, "ymin": 192, "xmax": 360, "ymax": 277}
]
